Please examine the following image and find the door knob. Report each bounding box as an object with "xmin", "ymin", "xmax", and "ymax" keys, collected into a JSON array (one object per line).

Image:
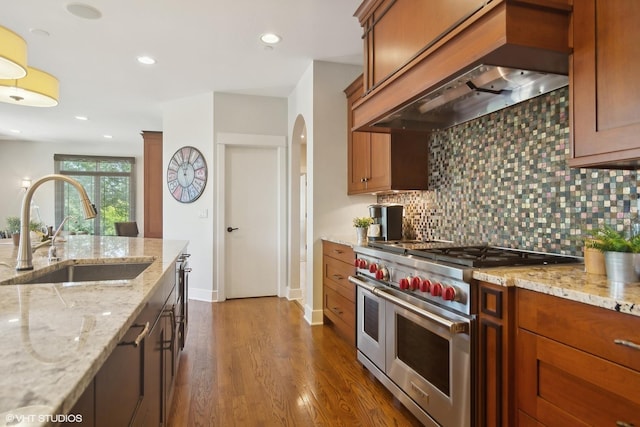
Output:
[{"xmin": 227, "ymin": 227, "xmax": 238, "ymax": 232}]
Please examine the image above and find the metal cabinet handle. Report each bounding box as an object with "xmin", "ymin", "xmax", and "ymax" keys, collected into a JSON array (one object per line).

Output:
[
  {"xmin": 119, "ymin": 322, "xmax": 150, "ymax": 347},
  {"xmin": 616, "ymin": 422, "xmax": 635, "ymax": 427},
  {"xmin": 614, "ymin": 339, "xmax": 640, "ymax": 351},
  {"xmin": 227, "ymin": 227, "xmax": 239, "ymax": 232},
  {"xmin": 348, "ymin": 275, "xmax": 469, "ymax": 335},
  {"xmin": 333, "ymin": 249, "xmax": 344, "ymax": 254},
  {"xmin": 162, "ymin": 306, "xmax": 176, "ymax": 351},
  {"xmin": 331, "ymin": 306, "xmax": 343, "ymax": 315},
  {"xmin": 332, "ymin": 274, "xmax": 344, "ymax": 280}
]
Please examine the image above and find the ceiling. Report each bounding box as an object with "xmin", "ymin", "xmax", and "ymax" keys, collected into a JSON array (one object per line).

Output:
[{"xmin": 0, "ymin": 0, "xmax": 363, "ymax": 146}]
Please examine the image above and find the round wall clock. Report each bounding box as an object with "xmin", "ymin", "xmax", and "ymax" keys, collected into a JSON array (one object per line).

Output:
[{"xmin": 167, "ymin": 146, "xmax": 208, "ymax": 203}]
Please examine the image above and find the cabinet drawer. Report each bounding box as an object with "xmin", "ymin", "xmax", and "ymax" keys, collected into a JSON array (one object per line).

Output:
[
  {"xmin": 322, "ymin": 240, "xmax": 354, "ymax": 264},
  {"xmin": 518, "ymin": 329, "xmax": 640, "ymax": 426},
  {"xmin": 323, "ymin": 255, "xmax": 355, "ymax": 302},
  {"xmin": 517, "ymin": 289, "xmax": 640, "ymax": 371},
  {"xmin": 324, "ymin": 286, "xmax": 356, "ymax": 344}
]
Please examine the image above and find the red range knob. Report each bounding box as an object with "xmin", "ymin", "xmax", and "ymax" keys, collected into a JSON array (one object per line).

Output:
[
  {"xmin": 375, "ymin": 268, "xmax": 388, "ymax": 281},
  {"xmin": 399, "ymin": 278, "xmax": 410, "ymax": 290},
  {"xmin": 354, "ymin": 259, "xmax": 361, "ymax": 268},
  {"xmin": 430, "ymin": 282, "xmax": 443, "ymax": 297},
  {"xmin": 410, "ymin": 276, "xmax": 421, "ymax": 290},
  {"xmin": 443, "ymin": 286, "xmax": 456, "ymax": 301},
  {"xmin": 420, "ymin": 279, "xmax": 432, "ymax": 293},
  {"xmin": 369, "ymin": 263, "xmax": 378, "ymax": 273}
]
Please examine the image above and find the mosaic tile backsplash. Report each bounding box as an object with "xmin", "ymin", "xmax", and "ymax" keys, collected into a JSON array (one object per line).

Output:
[{"xmin": 379, "ymin": 86, "xmax": 640, "ymax": 257}]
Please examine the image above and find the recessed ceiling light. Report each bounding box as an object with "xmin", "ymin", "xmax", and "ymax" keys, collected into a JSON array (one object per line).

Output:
[
  {"xmin": 137, "ymin": 56, "xmax": 156, "ymax": 65},
  {"xmin": 75, "ymin": 115, "xmax": 88, "ymax": 121},
  {"xmin": 66, "ymin": 3, "xmax": 102, "ymax": 20},
  {"xmin": 29, "ymin": 28, "xmax": 50, "ymax": 37},
  {"xmin": 260, "ymin": 33, "xmax": 281, "ymax": 45},
  {"xmin": 103, "ymin": 134, "xmax": 112, "ymax": 139},
  {"xmin": 10, "ymin": 129, "xmax": 20, "ymax": 133}
]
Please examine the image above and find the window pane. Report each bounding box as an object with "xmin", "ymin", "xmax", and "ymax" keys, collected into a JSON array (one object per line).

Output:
[
  {"xmin": 56, "ymin": 155, "xmax": 135, "ymax": 236},
  {"xmin": 61, "ymin": 160, "xmax": 97, "ymax": 172},
  {"xmin": 101, "ymin": 176, "xmax": 130, "ymax": 235},
  {"xmin": 62, "ymin": 178, "xmax": 95, "ymax": 235},
  {"xmin": 99, "ymin": 161, "xmax": 131, "ymax": 173}
]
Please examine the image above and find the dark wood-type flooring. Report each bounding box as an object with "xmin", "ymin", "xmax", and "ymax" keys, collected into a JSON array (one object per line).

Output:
[{"xmin": 168, "ymin": 297, "xmax": 423, "ymax": 426}]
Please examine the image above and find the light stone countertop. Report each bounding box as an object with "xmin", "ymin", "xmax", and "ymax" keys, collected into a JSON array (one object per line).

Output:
[
  {"xmin": 0, "ymin": 235, "xmax": 188, "ymax": 426},
  {"xmin": 321, "ymin": 237, "xmax": 640, "ymax": 318},
  {"xmin": 474, "ymin": 265, "xmax": 640, "ymax": 317},
  {"xmin": 321, "ymin": 235, "xmax": 360, "ymax": 248}
]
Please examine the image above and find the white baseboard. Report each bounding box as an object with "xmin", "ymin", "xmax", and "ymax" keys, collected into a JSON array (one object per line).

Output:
[
  {"xmin": 304, "ymin": 304, "xmax": 324, "ymax": 325},
  {"xmin": 189, "ymin": 287, "xmax": 218, "ymax": 302},
  {"xmin": 286, "ymin": 287, "xmax": 303, "ymax": 300}
]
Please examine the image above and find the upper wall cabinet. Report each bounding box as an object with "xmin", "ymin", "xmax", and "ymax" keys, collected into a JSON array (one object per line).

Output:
[
  {"xmin": 569, "ymin": 0, "xmax": 640, "ymax": 169},
  {"xmin": 352, "ymin": 0, "xmax": 571, "ymax": 131},
  {"xmin": 345, "ymin": 75, "xmax": 428, "ymax": 195}
]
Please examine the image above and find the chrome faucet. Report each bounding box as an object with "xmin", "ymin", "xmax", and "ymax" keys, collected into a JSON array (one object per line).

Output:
[{"xmin": 16, "ymin": 174, "xmax": 96, "ymax": 271}]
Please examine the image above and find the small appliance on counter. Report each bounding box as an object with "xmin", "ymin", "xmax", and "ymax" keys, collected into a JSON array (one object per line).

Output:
[{"xmin": 368, "ymin": 204, "xmax": 403, "ymax": 241}]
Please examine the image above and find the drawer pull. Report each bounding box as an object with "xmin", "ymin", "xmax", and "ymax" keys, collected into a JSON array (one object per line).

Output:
[
  {"xmin": 333, "ymin": 249, "xmax": 344, "ymax": 254},
  {"xmin": 332, "ymin": 274, "xmax": 344, "ymax": 280},
  {"xmin": 616, "ymin": 422, "xmax": 635, "ymax": 427},
  {"xmin": 332, "ymin": 306, "xmax": 343, "ymax": 315},
  {"xmin": 614, "ymin": 339, "xmax": 640, "ymax": 351},
  {"xmin": 119, "ymin": 322, "xmax": 150, "ymax": 347}
]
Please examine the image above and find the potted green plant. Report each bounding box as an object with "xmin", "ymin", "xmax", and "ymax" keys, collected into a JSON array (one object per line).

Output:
[
  {"xmin": 353, "ymin": 217, "xmax": 374, "ymax": 245},
  {"xmin": 5, "ymin": 216, "xmax": 45, "ymax": 246},
  {"xmin": 587, "ymin": 226, "xmax": 640, "ymax": 282}
]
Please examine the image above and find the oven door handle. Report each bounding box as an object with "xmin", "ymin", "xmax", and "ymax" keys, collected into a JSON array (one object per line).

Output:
[{"xmin": 349, "ymin": 275, "xmax": 469, "ymax": 335}]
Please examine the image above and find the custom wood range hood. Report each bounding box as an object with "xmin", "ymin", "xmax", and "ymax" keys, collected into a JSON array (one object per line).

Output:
[{"xmin": 352, "ymin": 0, "xmax": 572, "ymax": 132}]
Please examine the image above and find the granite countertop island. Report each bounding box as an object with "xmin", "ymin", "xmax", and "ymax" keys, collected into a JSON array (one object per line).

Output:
[{"xmin": 0, "ymin": 235, "xmax": 188, "ymax": 426}]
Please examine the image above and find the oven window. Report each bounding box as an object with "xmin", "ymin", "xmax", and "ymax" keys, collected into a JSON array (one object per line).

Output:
[
  {"xmin": 397, "ymin": 315, "xmax": 450, "ymax": 395},
  {"xmin": 363, "ymin": 296, "xmax": 379, "ymax": 342}
]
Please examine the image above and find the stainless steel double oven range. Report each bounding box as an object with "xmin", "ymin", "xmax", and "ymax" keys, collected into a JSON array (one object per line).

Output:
[{"xmin": 348, "ymin": 240, "xmax": 579, "ymax": 427}]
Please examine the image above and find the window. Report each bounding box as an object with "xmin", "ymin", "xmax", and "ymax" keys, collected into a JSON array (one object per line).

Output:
[{"xmin": 54, "ymin": 154, "xmax": 136, "ymax": 236}]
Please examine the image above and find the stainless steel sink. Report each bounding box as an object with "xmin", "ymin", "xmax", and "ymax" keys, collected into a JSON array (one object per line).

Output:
[{"xmin": 15, "ymin": 261, "xmax": 153, "ymax": 285}]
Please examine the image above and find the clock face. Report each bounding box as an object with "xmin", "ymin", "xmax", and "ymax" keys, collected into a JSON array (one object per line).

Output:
[{"xmin": 167, "ymin": 146, "xmax": 207, "ymax": 203}]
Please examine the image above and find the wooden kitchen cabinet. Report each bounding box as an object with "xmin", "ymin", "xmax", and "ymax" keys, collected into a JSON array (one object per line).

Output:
[
  {"xmin": 476, "ymin": 281, "xmax": 516, "ymax": 427},
  {"xmin": 95, "ymin": 304, "xmax": 152, "ymax": 426},
  {"xmin": 569, "ymin": 0, "xmax": 640, "ymax": 168},
  {"xmin": 517, "ymin": 289, "xmax": 640, "ymax": 426},
  {"xmin": 344, "ymin": 75, "xmax": 428, "ymax": 195},
  {"xmin": 74, "ymin": 262, "xmax": 179, "ymax": 427},
  {"xmin": 142, "ymin": 131, "xmax": 163, "ymax": 238},
  {"xmin": 351, "ymin": 0, "xmax": 570, "ymax": 130},
  {"xmin": 322, "ymin": 241, "xmax": 356, "ymax": 345}
]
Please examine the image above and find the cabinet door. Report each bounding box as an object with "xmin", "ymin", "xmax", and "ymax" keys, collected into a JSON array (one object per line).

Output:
[
  {"xmin": 95, "ymin": 320, "xmax": 147, "ymax": 427},
  {"xmin": 348, "ymin": 131, "xmax": 371, "ymax": 193},
  {"xmin": 517, "ymin": 329, "xmax": 640, "ymax": 426},
  {"xmin": 142, "ymin": 131, "xmax": 163, "ymax": 237},
  {"xmin": 366, "ymin": 132, "xmax": 391, "ymax": 192},
  {"xmin": 571, "ymin": 0, "xmax": 640, "ymax": 167}
]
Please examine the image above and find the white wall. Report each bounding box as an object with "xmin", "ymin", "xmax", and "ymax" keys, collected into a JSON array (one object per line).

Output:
[
  {"xmin": 0, "ymin": 139, "xmax": 143, "ymax": 233},
  {"xmin": 162, "ymin": 93, "xmax": 215, "ymax": 301},
  {"xmin": 288, "ymin": 61, "xmax": 375, "ymax": 325},
  {"xmin": 162, "ymin": 92, "xmax": 287, "ymax": 302}
]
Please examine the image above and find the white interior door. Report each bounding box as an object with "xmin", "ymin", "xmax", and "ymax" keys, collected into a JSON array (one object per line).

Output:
[{"xmin": 225, "ymin": 145, "xmax": 278, "ymax": 298}]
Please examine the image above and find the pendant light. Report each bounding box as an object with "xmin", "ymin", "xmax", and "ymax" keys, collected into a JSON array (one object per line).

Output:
[
  {"xmin": 0, "ymin": 66, "xmax": 59, "ymax": 107},
  {"xmin": 0, "ymin": 26, "xmax": 28, "ymax": 79}
]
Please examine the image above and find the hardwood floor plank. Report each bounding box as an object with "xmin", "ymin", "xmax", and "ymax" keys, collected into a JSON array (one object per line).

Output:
[{"xmin": 168, "ymin": 297, "xmax": 422, "ymax": 427}]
